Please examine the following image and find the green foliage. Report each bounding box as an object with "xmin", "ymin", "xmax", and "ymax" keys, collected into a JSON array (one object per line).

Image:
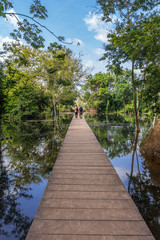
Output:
[
  {"xmin": 83, "ymin": 70, "xmax": 133, "ymax": 113},
  {"xmin": 103, "ymin": 15, "xmax": 160, "ymax": 70},
  {"xmin": 0, "ymin": 0, "xmax": 48, "ymax": 49},
  {"xmin": 85, "ymin": 114, "xmax": 135, "ymax": 158},
  {"xmin": 4, "ymin": 56, "xmax": 51, "ymax": 119},
  {"xmin": 0, "ymin": 0, "xmax": 13, "ymax": 17},
  {"xmin": 29, "ymin": 0, "xmax": 48, "ymax": 19},
  {"xmin": 97, "ymin": 0, "xmax": 159, "ymax": 24},
  {"xmin": 11, "ymin": 19, "xmax": 45, "ymax": 49},
  {"xmin": 113, "ymin": 70, "xmax": 133, "ymax": 111},
  {"xmin": 1, "ymin": 114, "xmax": 73, "ymax": 185},
  {"xmin": 83, "ymin": 72, "xmax": 114, "ymax": 112},
  {"xmin": 5, "ymin": 81, "xmax": 50, "ymax": 119},
  {"xmin": 0, "ymin": 0, "xmax": 69, "ymax": 49},
  {"xmin": 1, "ymin": 43, "xmax": 84, "ymax": 119},
  {"xmin": 141, "ymin": 64, "xmax": 160, "ymax": 114},
  {"xmin": 0, "ymin": 62, "xmax": 6, "ymax": 118},
  {"xmin": 58, "ymin": 86, "xmax": 78, "ymax": 106},
  {"xmin": 97, "ymin": 0, "xmax": 160, "ymax": 118}
]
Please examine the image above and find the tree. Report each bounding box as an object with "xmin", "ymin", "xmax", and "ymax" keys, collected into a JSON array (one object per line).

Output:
[
  {"xmin": 0, "ymin": 0, "xmax": 70, "ymax": 49},
  {"xmin": 0, "ymin": 0, "xmax": 72, "ymax": 122},
  {"xmin": 3, "ymin": 44, "xmax": 51, "ymax": 119},
  {"xmin": 43, "ymin": 43, "xmax": 84, "ymax": 117},
  {"xmin": 2, "ymin": 42, "xmax": 84, "ymax": 119},
  {"xmin": 0, "ymin": 62, "xmax": 6, "ymax": 119},
  {"xmin": 83, "ymin": 70, "xmax": 133, "ymax": 113},
  {"xmin": 83, "ymin": 72, "xmax": 114, "ymax": 112},
  {"xmin": 135, "ymin": 63, "xmax": 160, "ymax": 117},
  {"xmin": 97, "ymin": 0, "xmax": 160, "ymax": 130},
  {"xmin": 112, "ymin": 69, "xmax": 133, "ymax": 112}
]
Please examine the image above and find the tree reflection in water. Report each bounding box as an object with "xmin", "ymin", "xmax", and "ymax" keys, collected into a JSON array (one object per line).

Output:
[
  {"xmin": 85, "ymin": 114, "xmax": 160, "ymax": 240},
  {"xmin": 0, "ymin": 114, "xmax": 73, "ymax": 240},
  {"xmin": 128, "ymin": 130, "xmax": 160, "ymax": 240}
]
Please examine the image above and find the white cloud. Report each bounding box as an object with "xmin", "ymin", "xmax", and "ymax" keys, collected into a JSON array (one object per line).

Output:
[
  {"xmin": 84, "ymin": 12, "xmax": 103, "ymax": 31},
  {"xmin": 0, "ymin": 36, "xmax": 22, "ymax": 62},
  {"xmin": 85, "ymin": 60, "xmax": 94, "ymax": 69},
  {"xmin": 115, "ymin": 165, "xmax": 139, "ymax": 183},
  {"xmin": 74, "ymin": 38, "xmax": 85, "ymax": 46},
  {"xmin": 0, "ymin": 36, "xmax": 3, "ymax": 49},
  {"xmin": 0, "ymin": 36, "xmax": 16, "ymax": 50},
  {"xmin": 114, "ymin": 166, "xmax": 129, "ymax": 182},
  {"xmin": 95, "ymin": 29, "xmax": 108, "ymax": 43},
  {"xmin": 66, "ymin": 38, "xmax": 85, "ymax": 46},
  {"xmin": 112, "ymin": 15, "xmax": 121, "ymax": 23},
  {"xmin": 5, "ymin": 9, "xmax": 20, "ymax": 28},
  {"xmin": 84, "ymin": 12, "xmax": 110, "ymax": 43},
  {"xmin": 94, "ymin": 48, "xmax": 105, "ymax": 56},
  {"xmin": 135, "ymin": 69, "xmax": 141, "ymax": 75}
]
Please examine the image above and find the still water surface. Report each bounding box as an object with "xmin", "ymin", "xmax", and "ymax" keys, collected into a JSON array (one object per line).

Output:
[
  {"xmin": 0, "ymin": 114, "xmax": 73, "ymax": 240},
  {"xmin": 85, "ymin": 114, "xmax": 160, "ymax": 240},
  {"xmin": 0, "ymin": 113, "xmax": 160, "ymax": 240}
]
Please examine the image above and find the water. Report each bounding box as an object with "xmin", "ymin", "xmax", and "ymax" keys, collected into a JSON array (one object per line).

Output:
[
  {"xmin": 0, "ymin": 114, "xmax": 73, "ymax": 240},
  {"xmin": 85, "ymin": 114, "xmax": 160, "ymax": 240},
  {"xmin": 1, "ymin": 113, "xmax": 160, "ymax": 239}
]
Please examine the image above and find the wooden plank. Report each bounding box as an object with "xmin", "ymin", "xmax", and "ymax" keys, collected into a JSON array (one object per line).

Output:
[
  {"xmin": 51, "ymin": 167, "xmax": 116, "ymax": 174},
  {"xmin": 35, "ymin": 208, "xmax": 142, "ymax": 221},
  {"xmin": 26, "ymin": 235, "xmax": 155, "ymax": 240},
  {"xmin": 27, "ymin": 219, "xmax": 152, "ymax": 235},
  {"xmin": 26, "ymin": 117, "xmax": 155, "ymax": 240},
  {"xmin": 47, "ymin": 176, "xmax": 122, "ymax": 185},
  {"xmin": 39, "ymin": 198, "xmax": 138, "ymax": 209},
  {"xmin": 45, "ymin": 184, "xmax": 125, "ymax": 192},
  {"xmin": 41, "ymin": 190, "xmax": 131, "ymax": 200}
]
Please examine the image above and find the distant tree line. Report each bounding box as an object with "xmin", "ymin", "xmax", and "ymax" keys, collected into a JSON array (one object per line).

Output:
[{"xmin": 82, "ymin": 68, "xmax": 160, "ymax": 118}]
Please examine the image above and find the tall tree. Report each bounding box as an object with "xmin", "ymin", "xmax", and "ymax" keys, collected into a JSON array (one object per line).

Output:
[
  {"xmin": 44, "ymin": 43, "xmax": 84, "ymax": 117},
  {"xmin": 97, "ymin": 0, "xmax": 160, "ymax": 131},
  {"xmin": 0, "ymin": 0, "xmax": 72, "ymax": 123}
]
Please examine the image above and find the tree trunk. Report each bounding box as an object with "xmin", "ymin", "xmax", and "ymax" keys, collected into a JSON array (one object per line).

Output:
[
  {"xmin": 51, "ymin": 85, "xmax": 56, "ymax": 120},
  {"xmin": 132, "ymin": 60, "xmax": 139, "ymax": 132},
  {"xmin": 53, "ymin": 86, "xmax": 56, "ymax": 120},
  {"xmin": 128, "ymin": 129, "xmax": 139, "ymax": 193},
  {"xmin": 51, "ymin": 104, "xmax": 54, "ymax": 119},
  {"xmin": 0, "ymin": 118, "xmax": 3, "ymax": 177},
  {"xmin": 137, "ymin": 89, "xmax": 139, "ymax": 119}
]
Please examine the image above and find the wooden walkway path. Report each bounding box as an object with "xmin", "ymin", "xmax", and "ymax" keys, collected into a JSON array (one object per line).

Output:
[{"xmin": 26, "ymin": 117, "xmax": 154, "ymax": 240}]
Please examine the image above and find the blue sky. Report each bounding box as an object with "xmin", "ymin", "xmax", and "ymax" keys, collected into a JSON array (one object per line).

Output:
[{"xmin": 0, "ymin": 0, "xmax": 118, "ymax": 74}]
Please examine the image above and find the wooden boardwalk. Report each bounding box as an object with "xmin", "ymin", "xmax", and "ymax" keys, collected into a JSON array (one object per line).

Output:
[{"xmin": 26, "ymin": 117, "xmax": 155, "ymax": 240}]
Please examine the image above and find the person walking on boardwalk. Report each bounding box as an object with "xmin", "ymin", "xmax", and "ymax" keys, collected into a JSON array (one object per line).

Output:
[
  {"xmin": 79, "ymin": 105, "xmax": 83, "ymax": 119},
  {"xmin": 75, "ymin": 105, "xmax": 78, "ymax": 118}
]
